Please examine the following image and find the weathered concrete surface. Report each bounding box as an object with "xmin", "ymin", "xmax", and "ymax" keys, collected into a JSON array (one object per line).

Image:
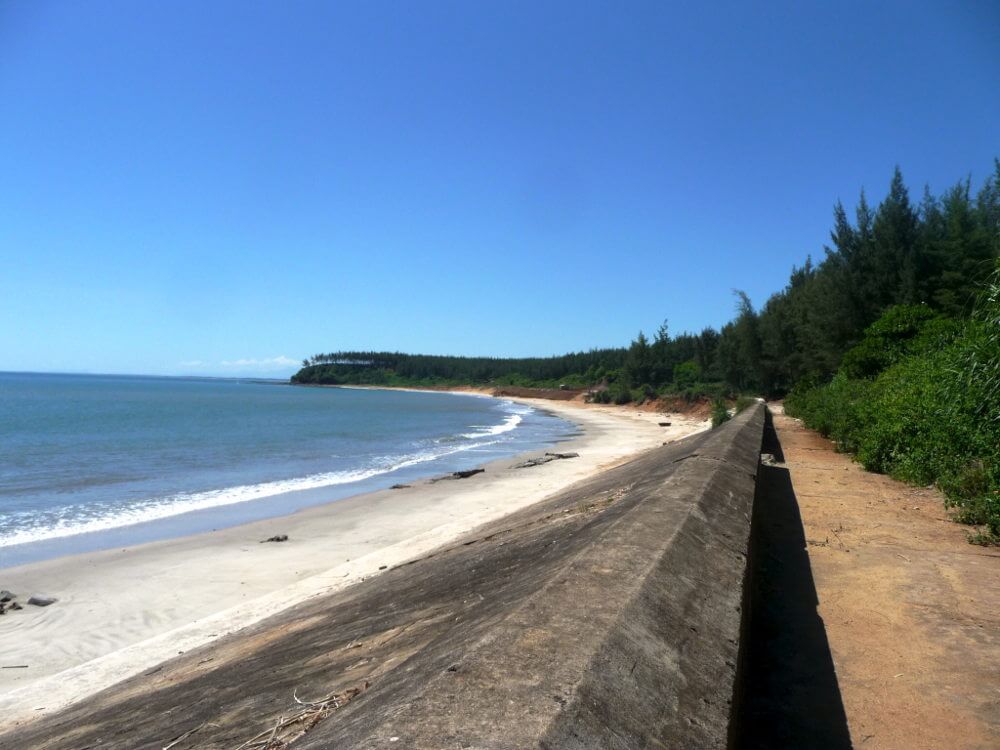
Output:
[{"xmin": 1, "ymin": 406, "xmax": 764, "ymax": 750}]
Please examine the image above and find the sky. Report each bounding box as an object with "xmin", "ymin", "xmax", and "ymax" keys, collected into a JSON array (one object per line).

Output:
[{"xmin": 1, "ymin": 1, "xmax": 998, "ymax": 377}]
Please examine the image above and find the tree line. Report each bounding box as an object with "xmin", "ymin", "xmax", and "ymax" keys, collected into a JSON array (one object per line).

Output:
[
  {"xmin": 722, "ymin": 163, "xmax": 1000, "ymax": 396},
  {"xmin": 294, "ymin": 349, "xmax": 629, "ymax": 388},
  {"xmin": 294, "ymin": 160, "xmax": 999, "ymax": 403}
]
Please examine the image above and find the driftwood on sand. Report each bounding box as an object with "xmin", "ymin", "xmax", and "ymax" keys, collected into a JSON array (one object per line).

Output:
[
  {"xmin": 430, "ymin": 468, "xmax": 485, "ymax": 482},
  {"xmin": 515, "ymin": 452, "xmax": 580, "ymax": 469}
]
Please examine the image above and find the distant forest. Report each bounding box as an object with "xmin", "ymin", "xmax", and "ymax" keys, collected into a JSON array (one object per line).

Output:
[
  {"xmin": 293, "ymin": 161, "xmax": 1000, "ymax": 403},
  {"xmin": 295, "ymin": 162, "xmax": 1000, "ymax": 541}
]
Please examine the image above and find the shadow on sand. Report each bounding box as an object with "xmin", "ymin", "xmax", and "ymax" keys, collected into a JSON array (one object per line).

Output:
[{"xmin": 737, "ymin": 409, "xmax": 853, "ymax": 749}]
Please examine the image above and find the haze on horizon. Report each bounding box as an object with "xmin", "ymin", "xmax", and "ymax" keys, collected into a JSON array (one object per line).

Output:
[{"xmin": 2, "ymin": 1, "xmax": 998, "ymax": 378}]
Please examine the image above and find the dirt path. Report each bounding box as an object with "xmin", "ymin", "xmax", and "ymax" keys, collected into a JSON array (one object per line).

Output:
[{"xmin": 749, "ymin": 407, "xmax": 1000, "ymax": 749}]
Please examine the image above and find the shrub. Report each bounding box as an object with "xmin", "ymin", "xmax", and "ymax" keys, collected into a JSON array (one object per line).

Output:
[
  {"xmin": 785, "ymin": 373, "xmax": 871, "ymax": 454},
  {"xmin": 631, "ymin": 383, "xmax": 657, "ymax": 405},
  {"xmin": 711, "ymin": 398, "xmax": 731, "ymax": 428},
  {"xmin": 786, "ymin": 291, "xmax": 1000, "ymax": 544},
  {"xmin": 839, "ymin": 304, "xmax": 938, "ymax": 379},
  {"xmin": 673, "ymin": 360, "xmax": 701, "ymax": 389},
  {"xmin": 662, "ymin": 381, "xmax": 728, "ymax": 403},
  {"xmin": 587, "ymin": 389, "xmax": 613, "ymax": 404},
  {"xmin": 588, "ymin": 382, "xmax": 635, "ymax": 405},
  {"xmin": 613, "ymin": 386, "xmax": 633, "ymax": 405}
]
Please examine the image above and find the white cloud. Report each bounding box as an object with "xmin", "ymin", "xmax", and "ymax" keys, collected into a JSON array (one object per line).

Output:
[
  {"xmin": 175, "ymin": 356, "xmax": 301, "ymax": 374},
  {"xmin": 218, "ymin": 355, "xmax": 299, "ymax": 370}
]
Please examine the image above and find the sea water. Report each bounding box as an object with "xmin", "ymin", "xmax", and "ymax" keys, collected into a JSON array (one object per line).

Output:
[{"xmin": 0, "ymin": 373, "xmax": 577, "ymax": 568}]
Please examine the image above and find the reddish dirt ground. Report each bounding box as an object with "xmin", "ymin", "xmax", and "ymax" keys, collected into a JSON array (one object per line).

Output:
[{"xmin": 767, "ymin": 406, "xmax": 1000, "ymax": 749}]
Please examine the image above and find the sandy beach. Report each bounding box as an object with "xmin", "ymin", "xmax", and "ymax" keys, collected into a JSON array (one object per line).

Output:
[{"xmin": 0, "ymin": 394, "xmax": 708, "ymax": 726}]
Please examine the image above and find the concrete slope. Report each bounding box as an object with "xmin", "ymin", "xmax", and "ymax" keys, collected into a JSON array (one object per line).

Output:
[{"xmin": 3, "ymin": 405, "xmax": 763, "ymax": 750}]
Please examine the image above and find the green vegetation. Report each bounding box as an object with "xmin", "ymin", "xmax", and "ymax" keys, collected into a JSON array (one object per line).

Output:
[
  {"xmin": 711, "ymin": 399, "xmax": 732, "ymax": 429},
  {"xmin": 786, "ymin": 277, "xmax": 1000, "ymax": 542},
  {"xmin": 292, "ymin": 323, "xmax": 725, "ymax": 401},
  {"xmin": 293, "ymin": 161, "xmax": 1000, "ymax": 541},
  {"xmin": 722, "ymin": 164, "xmax": 1000, "ymax": 396},
  {"xmin": 293, "ymin": 350, "xmax": 627, "ymax": 389},
  {"xmin": 774, "ymin": 163, "xmax": 1000, "ymax": 543}
]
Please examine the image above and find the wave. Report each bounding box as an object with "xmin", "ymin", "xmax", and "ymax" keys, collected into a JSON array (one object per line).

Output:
[
  {"xmin": 460, "ymin": 399, "xmax": 533, "ymax": 439},
  {"xmin": 0, "ymin": 398, "xmax": 538, "ymax": 550},
  {"xmin": 461, "ymin": 413, "xmax": 522, "ymax": 439},
  {"xmin": 0, "ymin": 437, "xmax": 501, "ymax": 549}
]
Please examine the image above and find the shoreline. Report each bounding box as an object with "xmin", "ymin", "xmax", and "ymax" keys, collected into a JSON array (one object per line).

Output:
[
  {"xmin": 0, "ymin": 394, "xmax": 708, "ymax": 727},
  {"xmin": 0, "ymin": 386, "xmax": 562, "ymax": 568}
]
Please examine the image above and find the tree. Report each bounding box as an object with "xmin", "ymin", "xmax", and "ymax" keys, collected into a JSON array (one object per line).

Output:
[
  {"xmin": 624, "ymin": 331, "xmax": 653, "ymax": 387},
  {"xmin": 873, "ymin": 166, "xmax": 920, "ymax": 306},
  {"xmin": 650, "ymin": 319, "xmax": 672, "ymax": 384}
]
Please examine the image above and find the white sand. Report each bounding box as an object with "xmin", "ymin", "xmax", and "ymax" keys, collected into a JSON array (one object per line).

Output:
[{"xmin": 0, "ymin": 396, "xmax": 707, "ymax": 726}]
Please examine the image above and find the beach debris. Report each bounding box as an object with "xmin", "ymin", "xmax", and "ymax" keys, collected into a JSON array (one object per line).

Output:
[
  {"xmin": 389, "ymin": 483, "xmax": 410, "ymax": 489},
  {"xmin": 451, "ymin": 468, "xmax": 485, "ymax": 479},
  {"xmin": 1, "ymin": 665, "xmax": 28, "ymax": 669},
  {"xmin": 515, "ymin": 452, "xmax": 580, "ymax": 469},
  {"xmin": 233, "ymin": 682, "xmax": 369, "ymax": 749},
  {"xmin": 658, "ymin": 421, "xmax": 672, "ymax": 427},
  {"xmin": 0, "ymin": 591, "xmax": 21, "ymax": 614},
  {"xmin": 431, "ymin": 468, "xmax": 485, "ymax": 482},
  {"xmin": 27, "ymin": 595, "xmax": 57, "ymax": 607},
  {"xmin": 163, "ymin": 720, "xmax": 214, "ymax": 750},
  {"xmin": 260, "ymin": 534, "xmax": 289, "ymax": 543}
]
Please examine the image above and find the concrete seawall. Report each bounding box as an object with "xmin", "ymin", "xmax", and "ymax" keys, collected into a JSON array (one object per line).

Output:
[
  {"xmin": 540, "ymin": 404, "xmax": 763, "ymax": 749},
  {"xmin": 2, "ymin": 405, "xmax": 765, "ymax": 749}
]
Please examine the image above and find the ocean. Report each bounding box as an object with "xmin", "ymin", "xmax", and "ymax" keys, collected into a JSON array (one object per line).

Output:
[{"xmin": 0, "ymin": 373, "xmax": 577, "ymax": 568}]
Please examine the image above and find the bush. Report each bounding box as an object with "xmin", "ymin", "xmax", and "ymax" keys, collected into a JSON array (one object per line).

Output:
[
  {"xmin": 673, "ymin": 360, "xmax": 701, "ymax": 389},
  {"xmin": 785, "ymin": 373, "xmax": 871, "ymax": 454},
  {"xmin": 662, "ymin": 381, "xmax": 728, "ymax": 403},
  {"xmin": 587, "ymin": 389, "xmax": 613, "ymax": 404},
  {"xmin": 839, "ymin": 304, "xmax": 938, "ymax": 379},
  {"xmin": 735, "ymin": 395, "xmax": 757, "ymax": 413},
  {"xmin": 786, "ymin": 292, "xmax": 1000, "ymax": 543},
  {"xmin": 632, "ymin": 383, "xmax": 657, "ymax": 405},
  {"xmin": 613, "ymin": 386, "xmax": 634, "ymax": 405},
  {"xmin": 711, "ymin": 398, "xmax": 731, "ymax": 428},
  {"xmin": 587, "ymin": 383, "xmax": 634, "ymax": 405}
]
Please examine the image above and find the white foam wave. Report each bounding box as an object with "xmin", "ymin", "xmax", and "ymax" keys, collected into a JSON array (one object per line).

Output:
[
  {"xmin": 461, "ymin": 413, "xmax": 523, "ymax": 439},
  {"xmin": 0, "ymin": 439, "xmax": 499, "ymax": 549},
  {"xmin": 460, "ymin": 399, "xmax": 534, "ymax": 439},
  {"xmin": 1, "ymin": 398, "xmax": 539, "ymax": 550}
]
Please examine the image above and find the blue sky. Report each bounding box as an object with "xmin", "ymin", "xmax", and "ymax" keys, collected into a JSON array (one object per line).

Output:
[{"xmin": 2, "ymin": 1, "xmax": 998, "ymax": 377}]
